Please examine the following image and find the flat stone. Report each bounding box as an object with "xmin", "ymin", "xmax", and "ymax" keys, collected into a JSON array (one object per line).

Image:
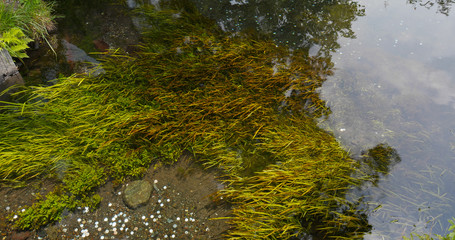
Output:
[{"xmin": 123, "ymin": 180, "xmax": 152, "ymax": 209}]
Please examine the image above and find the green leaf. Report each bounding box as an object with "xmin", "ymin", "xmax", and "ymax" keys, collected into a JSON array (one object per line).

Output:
[{"xmin": 0, "ymin": 27, "xmax": 33, "ymax": 58}]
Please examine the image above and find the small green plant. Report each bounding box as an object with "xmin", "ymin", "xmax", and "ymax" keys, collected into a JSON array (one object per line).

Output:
[
  {"xmin": 0, "ymin": 27, "xmax": 33, "ymax": 58},
  {"xmin": 0, "ymin": 0, "xmax": 55, "ymax": 58},
  {"xmin": 10, "ymin": 190, "xmax": 101, "ymax": 230},
  {"xmin": 404, "ymin": 218, "xmax": 455, "ymax": 240}
]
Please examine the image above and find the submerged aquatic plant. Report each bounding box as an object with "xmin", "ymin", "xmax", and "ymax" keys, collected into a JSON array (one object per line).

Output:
[
  {"xmin": 404, "ymin": 217, "xmax": 455, "ymax": 240},
  {"xmin": 1, "ymin": 2, "xmax": 372, "ymax": 238}
]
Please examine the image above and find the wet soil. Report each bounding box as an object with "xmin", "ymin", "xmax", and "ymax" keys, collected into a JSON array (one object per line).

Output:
[{"xmin": 0, "ymin": 154, "xmax": 232, "ymax": 240}]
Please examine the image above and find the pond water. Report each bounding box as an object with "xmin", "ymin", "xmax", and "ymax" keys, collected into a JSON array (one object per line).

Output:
[
  {"xmin": 319, "ymin": 0, "xmax": 455, "ymax": 238},
  {"xmin": 15, "ymin": 0, "xmax": 455, "ymax": 238},
  {"xmin": 194, "ymin": 0, "xmax": 455, "ymax": 238}
]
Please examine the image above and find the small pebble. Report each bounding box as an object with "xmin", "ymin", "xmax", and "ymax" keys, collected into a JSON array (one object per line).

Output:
[
  {"xmin": 163, "ymin": 186, "xmax": 167, "ymax": 190},
  {"xmin": 157, "ymin": 210, "xmax": 160, "ymax": 214},
  {"xmin": 166, "ymin": 199, "xmax": 170, "ymax": 202},
  {"xmin": 176, "ymin": 217, "xmax": 180, "ymax": 221},
  {"xmin": 171, "ymin": 235, "xmax": 175, "ymax": 238},
  {"xmin": 160, "ymin": 203, "xmax": 164, "ymax": 207},
  {"xmin": 142, "ymin": 215, "xmax": 146, "ymax": 220},
  {"xmin": 104, "ymin": 217, "xmax": 108, "ymax": 222},
  {"xmin": 77, "ymin": 218, "xmax": 81, "ymax": 222},
  {"xmin": 100, "ymin": 236, "xmax": 104, "ymax": 240},
  {"xmin": 173, "ymin": 224, "xmax": 177, "ymax": 228},
  {"xmin": 130, "ymin": 231, "xmax": 134, "ymax": 235},
  {"xmin": 154, "ymin": 179, "xmax": 158, "ymax": 183},
  {"xmin": 149, "ymin": 229, "xmax": 154, "ymax": 234},
  {"xmin": 108, "ymin": 203, "xmax": 112, "ymax": 207},
  {"xmin": 124, "ymin": 218, "xmax": 129, "ymax": 223},
  {"xmin": 5, "ymin": 206, "xmax": 10, "ymax": 211}
]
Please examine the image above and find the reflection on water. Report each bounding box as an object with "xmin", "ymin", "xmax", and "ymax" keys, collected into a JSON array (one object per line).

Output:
[
  {"xmin": 17, "ymin": 0, "xmax": 455, "ymax": 237},
  {"xmin": 408, "ymin": 0, "xmax": 455, "ymax": 16},
  {"xmin": 194, "ymin": 0, "xmax": 455, "ymax": 238},
  {"xmin": 319, "ymin": 0, "xmax": 455, "ymax": 238},
  {"xmin": 194, "ymin": 0, "xmax": 365, "ymax": 56}
]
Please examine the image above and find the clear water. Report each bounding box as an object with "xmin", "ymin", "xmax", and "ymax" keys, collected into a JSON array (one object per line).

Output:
[
  {"xmin": 194, "ymin": 0, "xmax": 455, "ymax": 238},
  {"xmin": 18, "ymin": 0, "xmax": 455, "ymax": 238},
  {"xmin": 320, "ymin": 0, "xmax": 455, "ymax": 238}
]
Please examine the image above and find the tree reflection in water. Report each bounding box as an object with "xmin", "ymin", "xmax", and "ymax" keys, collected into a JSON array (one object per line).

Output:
[
  {"xmin": 408, "ymin": 0, "xmax": 455, "ymax": 15},
  {"xmin": 193, "ymin": 0, "xmax": 365, "ymax": 56}
]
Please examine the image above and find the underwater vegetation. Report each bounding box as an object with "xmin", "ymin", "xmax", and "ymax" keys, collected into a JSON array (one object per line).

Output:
[
  {"xmin": 404, "ymin": 217, "xmax": 455, "ymax": 240},
  {"xmin": 0, "ymin": 1, "xmax": 403, "ymax": 238}
]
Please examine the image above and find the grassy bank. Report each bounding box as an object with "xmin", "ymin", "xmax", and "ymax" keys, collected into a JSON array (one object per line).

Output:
[
  {"xmin": 0, "ymin": 0, "xmax": 55, "ymax": 58},
  {"xmin": 1, "ymin": 3, "xmax": 372, "ymax": 239}
]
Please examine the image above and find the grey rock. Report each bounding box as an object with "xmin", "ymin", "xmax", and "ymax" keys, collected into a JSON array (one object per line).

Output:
[
  {"xmin": 123, "ymin": 180, "xmax": 152, "ymax": 209},
  {"xmin": 0, "ymin": 49, "xmax": 24, "ymax": 102}
]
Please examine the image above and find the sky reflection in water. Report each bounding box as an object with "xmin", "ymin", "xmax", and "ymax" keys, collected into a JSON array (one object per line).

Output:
[
  {"xmin": 194, "ymin": 0, "xmax": 455, "ymax": 238},
  {"xmin": 320, "ymin": 0, "xmax": 455, "ymax": 238}
]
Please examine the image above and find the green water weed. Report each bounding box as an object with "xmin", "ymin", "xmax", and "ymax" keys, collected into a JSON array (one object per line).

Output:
[{"xmin": 1, "ymin": 2, "xmax": 372, "ymax": 237}]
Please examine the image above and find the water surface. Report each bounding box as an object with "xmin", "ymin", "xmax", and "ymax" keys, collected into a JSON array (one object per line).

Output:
[
  {"xmin": 195, "ymin": 0, "xmax": 455, "ymax": 238},
  {"xmin": 319, "ymin": 0, "xmax": 455, "ymax": 238}
]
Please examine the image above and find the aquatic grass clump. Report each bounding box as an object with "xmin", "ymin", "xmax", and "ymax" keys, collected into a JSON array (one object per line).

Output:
[
  {"xmin": 0, "ymin": 71, "xmax": 158, "ymax": 228},
  {"xmin": 1, "ymin": 3, "xmax": 371, "ymax": 237},
  {"xmin": 217, "ymin": 117, "xmax": 370, "ymax": 239}
]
